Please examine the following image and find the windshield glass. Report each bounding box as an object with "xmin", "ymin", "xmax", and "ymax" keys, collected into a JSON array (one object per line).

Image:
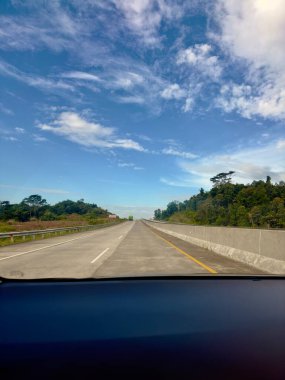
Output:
[{"xmin": 0, "ymin": 0, "xmax": 284, "ymax": 279}]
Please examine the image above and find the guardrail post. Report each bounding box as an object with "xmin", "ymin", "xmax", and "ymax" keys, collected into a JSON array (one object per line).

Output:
[
  {"xmin": 32, "ymin": 234, "xmax": 35, "ymax": 240},
  {"xmin": 22, "ymin": 235, "xmax": 25, "ymax": 241},
  {"xmin": 10, "ymin": 234, "xmax": 14, "ymax": 243},
  {"xmin": 42, "ymin": 234, "xmax": 45, "ymax": 239}
]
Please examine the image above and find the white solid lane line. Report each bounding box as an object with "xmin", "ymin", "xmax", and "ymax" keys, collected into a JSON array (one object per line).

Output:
[
  {"xmin": 118, "ymin": 235, "xmax": 123, "ymax": 239},
  {"xmin": 91, "ymin": 248, "xmax": 109, "ymax": 264},
  {"xmin": 0, "ymin": 231, "xmax": 101, "ymax": 262}
]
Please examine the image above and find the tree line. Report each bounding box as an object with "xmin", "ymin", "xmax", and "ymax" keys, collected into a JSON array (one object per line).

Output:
[
  {"xmin": 154, "ymin": 172, "xmax": 285, "ymax": 228},
  {"xmin": 0, "ymin": 195, "xmax": 111, "ymax": 222}
]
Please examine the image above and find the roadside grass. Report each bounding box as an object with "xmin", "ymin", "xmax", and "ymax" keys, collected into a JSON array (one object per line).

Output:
[
  {"xmin": 0, "ymin": 228, "xmax": 84, "ymax": 248},
  {"xmin": 168, "ymin": 210, "xmax": 196, "ymax": 224},
  {"xmin": 0, "ymin": 220, "xmax": 89, "ymax": 233},
  {"xmin": 0, "ymin": 220, "xmax": 124, "ymax": 248}
]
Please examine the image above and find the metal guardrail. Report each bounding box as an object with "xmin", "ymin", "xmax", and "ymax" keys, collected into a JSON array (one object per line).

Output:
[{"xmin": 0, "ymin": 222, "xmax": 120, "ymax": 243}]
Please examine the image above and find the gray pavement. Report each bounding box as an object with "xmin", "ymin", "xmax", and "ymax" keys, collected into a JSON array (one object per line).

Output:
[{"xmin": 0, "ymin": 221, "xmax": 263, "ymax": 279}]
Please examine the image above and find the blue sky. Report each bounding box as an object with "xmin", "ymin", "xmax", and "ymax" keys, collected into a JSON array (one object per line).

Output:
[{"xmin": 0, "ymin": 0, "xmax": 285, "ymax": 218}]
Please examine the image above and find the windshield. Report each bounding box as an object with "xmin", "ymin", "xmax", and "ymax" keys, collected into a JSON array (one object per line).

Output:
[{"xmin": 0, "ymin": 0, "xmax": 284, "ymax": 279}]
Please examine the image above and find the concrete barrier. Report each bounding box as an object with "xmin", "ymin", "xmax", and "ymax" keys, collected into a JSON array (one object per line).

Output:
[{"xmin": 144, "ymin": 220, "xmax": 285, "ymax": 274}]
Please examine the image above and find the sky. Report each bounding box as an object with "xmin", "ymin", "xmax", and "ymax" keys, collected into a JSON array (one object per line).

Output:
[{"xmin": 0, "ymin": 0, "xmax": 285, "ymax": 218}]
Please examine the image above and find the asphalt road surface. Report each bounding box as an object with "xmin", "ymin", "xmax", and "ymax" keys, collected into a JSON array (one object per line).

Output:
[{"xmin": 0, "ymin": 221, "xmax": 263, "ymax": 279}]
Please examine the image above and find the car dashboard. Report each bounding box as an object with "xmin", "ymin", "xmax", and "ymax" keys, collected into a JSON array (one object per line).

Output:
[{"xmin": 0, "ymin": 276, "xmax": 284, "ymax": 379}]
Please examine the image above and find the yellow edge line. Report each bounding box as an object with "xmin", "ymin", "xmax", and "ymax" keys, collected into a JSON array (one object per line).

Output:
[{"xmin": 150, "ymin": 229, "xmax": 217, "ymax": 274}]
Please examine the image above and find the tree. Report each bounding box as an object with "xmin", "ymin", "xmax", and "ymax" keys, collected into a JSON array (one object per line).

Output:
[
  {"xmin": 249, "ymin": 206, "xmax": 263, "ymax": 227},
  {"xmin": 154, "ymin": 209, "xmax": 162, "ymax": 220},
  {"xmin": 264, "ymin": 198, "xmax": 285, "ymax": 228},
  {"xmin": 0, "ymin": 196, "xmax": 113, "ymax": 223},
  {"xmin": 210, "ymin": 171, "xmax": 235, "ymax": 186},
  {"xmin": 165, "ymin": 201, "xmax": 179, "ymax": 217},
  {"xmin": 22, "ymin": 195, "xmax": 47, "ymax": 218},
  {"xmin": 0, "ymin": 201, "xmax": 13, "ymax": 220},
  {"xmin": 41, "ymin": 210, "xmax": 57, "ymax": 221},
  {"xmin": 153, "ymin": 174, "xmax": 285, "ymax": 229},
  {"xmin": 236, "ymin": 205, "xmax": 249, "ymax": 227}
]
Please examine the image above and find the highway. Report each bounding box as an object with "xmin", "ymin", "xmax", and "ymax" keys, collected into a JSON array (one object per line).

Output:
[{"xmin": 0, "ymin": 221, "xmax": 262, "ymax": 279}]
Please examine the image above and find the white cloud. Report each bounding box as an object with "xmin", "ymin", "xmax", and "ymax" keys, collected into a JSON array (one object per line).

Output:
[
  {"xmin": 118, "ymin": 162, "xmax": 144, "ymax": 170},
  {"xmin": 215, "ymin": 0, "xmax": 285, "ymax": 72},
  {"xmin": 177, "ymin": 139, "xmax": 285, "ymax": 188},
  {"xmin": 0, "ymin": 102, "xmax": 14, "ymax": 115},
  {"xmin": 0, "ymin": 3, "xmax": 85, "ymax": 52},
  {"xmin": 216, "ymin": 81, "xmax": 285, "ymax": 120},
  {"xmin": 182, "ymin": 97, "xmax": 194, "ymax": 112},
  {"xmin": 15, "ymin": 127, "xmax": 25, "ymax": 133},
  {"xmin": 161, "ymin": 84, "xmax": 186, "ymax": 100},
  {"xmin": 276, "ymin": 139, "xmax": 285, "ymax": 150},
  {"xmin": 160, "ymin": 177, "xmax": 194, "ymax": 188},
  {"xmin": 162, "ymin": 147, "xmax": 198, "ymax": 159},
  {"xmin": 3, "ymin": 136, "xmax": 18, "ymax": 142},
  {"xmin": 61, "ymin": 71, "xmax": 101, "ymax": 82},
  {"xmin": 137, "ymin": 134, "xmax": 152, "ymax": 142},
  {"xmin": 213, "ymin": 0, "xmax": 285, "ymax": 120},
  {"xmin": 177, "ymin": 43, "xmax": 222, "ymax": 80},
  {"xmin": 116, "ymin": 95, "xmax": 145, "ymax": 104},
  {"xmin": 0, "ymin": 184, "xmax": 69, "ymax": 195},
  {"xmin": 38, "ymin": 112, "xmax": 145, "ymax": 151},
  {"xmin": 114, "ymin": 0, "xmax": 184, "ymax": 46},
  {"xmin": 32, "ymin": 134, "xmax": 48, "ymax": 142},
  {"xmin": 0, "ymin": 4, "xmax": 173, "ymax": 114},
  {"xmin": 0, "ymin": 59, "xmax": 73, "ymax": 91},
  {"xmin": 112, "ymin": 71, "xmax": 144, "ymax": 89}
]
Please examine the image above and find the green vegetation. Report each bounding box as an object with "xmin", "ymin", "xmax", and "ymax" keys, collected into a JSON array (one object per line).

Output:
[
  {"xmin": 128, "ymin": 216, "xmax": 134, "ymax": 221},
  {"xmin": 154, "ymin": 173, "xmax": 285, "ymax": 228},
  {"xmin": 0, "ymin": 195, "xmax": 116, "ymax": 232}
]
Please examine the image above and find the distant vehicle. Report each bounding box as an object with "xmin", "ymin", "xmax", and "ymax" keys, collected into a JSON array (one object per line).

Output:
[
  {"xmin": 109, "ymin": 214, "xmax": 118, "ymax": 219},
  {"xmin": 128, "ymin": 216, "xmax": 133, "ymax": 221}
]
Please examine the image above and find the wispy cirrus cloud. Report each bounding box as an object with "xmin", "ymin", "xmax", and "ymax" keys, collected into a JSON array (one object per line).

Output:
[
  {"xmin": 162, "ymin": 147, "xmax": 198, "ymax": 159},
  {"xmin": 0, "ymin": 102, "xmax": 14, "ymax": 115},
  {"xmin": 162, "ymin": 139, "xmax": 285, "ymax": 188},
  {"xmin": 110, "ymin": 71, "xmax": 144, "ymax": 90},
  {"xmin": 0, "ymin": 1, "xmax": 86, "ymax": 52},
  {"xmin": 38, "ymin": 111, "xmax": 145, "ymax": 152},
  {"xmin": 115, "ymin": 95, "xmax": 145, "ymax": 105},
  {"xmin": 61, "ymin": 71, "xmax": 102, "ymax": 82},
  {"xmin": 0, "ymin": 59, "xmax": 73, "ymax": 92},
  {"xmin": 0, "ymin": 2, "xmax": 190, "ymax": 114},
  {"xmin": 0, "ymin": 184, "xmax": 69, "ymax": 195},
  {"xmin": 32, "ymin": 134, "xmax": 48, "ymax": 142},
  {"xmin": 118, "ymin": 162, "xmax": 144, "ymax": 170}
]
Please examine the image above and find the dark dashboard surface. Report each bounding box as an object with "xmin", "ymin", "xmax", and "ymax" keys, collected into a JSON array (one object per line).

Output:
[{"xmin": 0, "ymin": 277, "xmax": 284, "ymax": 379}]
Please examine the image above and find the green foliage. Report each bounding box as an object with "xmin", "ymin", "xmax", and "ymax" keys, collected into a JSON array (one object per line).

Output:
[
  {"xmin": 210, "ymin": 171, "xmax": 235, "ymax": 186},
  {"xmin": 0, "ymin": 195, "xmax": 110, "ymax": 223},
  {"xmin": 154, "ymin": 177, "xmax": 285, "ymax": 229}
]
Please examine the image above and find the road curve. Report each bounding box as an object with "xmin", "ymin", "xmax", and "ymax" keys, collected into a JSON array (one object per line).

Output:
[{"xmin": 0, "ymin": 221, "xmax": 262, "ymax": 279}]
